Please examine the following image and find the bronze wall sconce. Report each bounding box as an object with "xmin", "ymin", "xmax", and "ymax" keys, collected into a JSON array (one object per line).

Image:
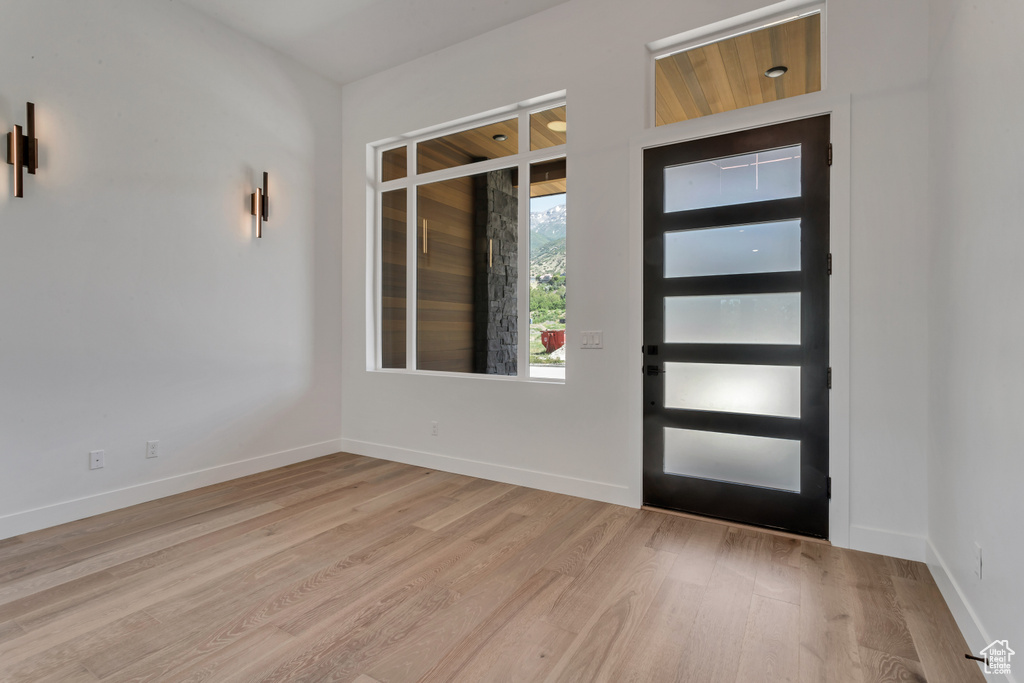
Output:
[
  {"xmin": 250, "ymin": 171, "xmax": 269, "ymax": 238},
  {"xmin": 6, "ymin": 102, "xmax": 38, "ymax": 198}
]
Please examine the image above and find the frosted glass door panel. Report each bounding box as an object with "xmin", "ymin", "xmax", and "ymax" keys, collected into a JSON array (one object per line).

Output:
[
  {"xmin": 664, "ymin": 221, "xmax": 801, "ymax": 278},
  {"xmin": 665, "ymin": 293, "xmax": 801, "ymax": 345},
  {"xmin": 664, "ymin": 427, "xmax": 801, "ymax": 493},
  {"xmin": 665, "ymin": 362, "xmax": 801, "ymax": 417},
  {"xmin": 664, "ymin": 145, "xmax": 801, "ymax": 213}
]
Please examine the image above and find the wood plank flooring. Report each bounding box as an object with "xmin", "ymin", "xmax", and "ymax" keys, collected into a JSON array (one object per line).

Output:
[{"xmin": 0, "ymin": 453, "xmax": 983, "ymax": 682}]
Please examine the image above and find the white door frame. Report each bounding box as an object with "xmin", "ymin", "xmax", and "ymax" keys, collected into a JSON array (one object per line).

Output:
[{"xmin": 628, "ymin": 90, "xmax": 852, "ymax": 548}]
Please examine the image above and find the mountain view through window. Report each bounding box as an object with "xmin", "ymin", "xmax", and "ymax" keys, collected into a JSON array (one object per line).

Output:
[{"xmin": 530, "ymin": 194, "xmax": 566, "ymax": 379}]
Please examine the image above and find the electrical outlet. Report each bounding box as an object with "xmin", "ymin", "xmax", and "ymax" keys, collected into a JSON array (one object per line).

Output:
[
  {"xmin": 146, "ymin": 440, "xmax": 159, "ymax": 459},
  {"xmin": 89, "ymin": 450, "xmax": 104, "ymax": 470},
  {"xmin": 975, "ymin": 542, "xmax": 983, "ymax": 579},
  {"xmin": 431, "ymin": 421, "xmax": 439, "ymax": 437}
]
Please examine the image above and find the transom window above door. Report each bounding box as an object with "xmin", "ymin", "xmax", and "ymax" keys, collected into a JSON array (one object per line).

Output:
[{"xmin": 652, "ymin": 8, "xmax": 823, "ymax": 126}]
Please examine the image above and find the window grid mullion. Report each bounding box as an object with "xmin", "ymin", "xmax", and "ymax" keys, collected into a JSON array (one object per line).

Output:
[
  {"xmin": 374, "ymin": 187, "xmax": 383, "ymax": 369},
  {"xmin": 406, "ymin": 139, "xmax": 417, "ymax": 371},
  {"xmin": 517, "ymin": 110, "xmax": 531, "ymax": 380},
  {"xmin": 379, "ymin": 144, "xmax": 565, "ymax": 192}
]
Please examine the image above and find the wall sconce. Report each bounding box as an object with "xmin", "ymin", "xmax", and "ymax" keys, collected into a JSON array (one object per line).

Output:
[
  {"xmin": 250, "ymin": 171, "xmax": 269, "ymax": 238},
  {"xmin": 6, "ymin": 102, "xmax": 38, "ymax": 198}
]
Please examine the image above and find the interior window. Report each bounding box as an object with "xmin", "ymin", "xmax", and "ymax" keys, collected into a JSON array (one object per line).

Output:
[{"xmin": 375, "ymin": 101, "xmax": 568, "ymax": 380}]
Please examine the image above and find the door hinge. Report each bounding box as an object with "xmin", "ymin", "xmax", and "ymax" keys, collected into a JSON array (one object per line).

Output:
[
  {"xmin": 827, "ymin": 477, "xmax": 832, "ymax": 499},
  {"xmin": 827, "ymin": 367, "xmax": 832, "ymax": 389},
  {"xmin": 827, "ymin": 143, "xmax": 833, "ymax": 166},
  {"xmin": 827, "ymin": 252, "xmax": 833, "ymax": 276}
]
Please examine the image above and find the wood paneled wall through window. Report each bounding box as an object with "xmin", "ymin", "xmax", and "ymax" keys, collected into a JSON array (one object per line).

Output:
[
  {"xmin": 381, "ymin": 146, "xmax": 407, "ymax": 182},
  {"xmin": 417, "ymin": 176, "xmax": 477, "ymax": 373},
  {"xmin": 528, "ymin": 157, "xmax": 567, "ymax": 198},
  {"xmin": 655, "ymin": 13, "xmax": 821, "ymax": 126},
  {"xmin": 381, "ymin": 190, "xmax": 407, "ymax": 368}
]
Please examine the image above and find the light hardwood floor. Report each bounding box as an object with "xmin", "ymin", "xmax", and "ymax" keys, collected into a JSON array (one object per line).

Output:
[{"xmin": 0, "ymin": 453, "xmax": 983, "ymax": 682}]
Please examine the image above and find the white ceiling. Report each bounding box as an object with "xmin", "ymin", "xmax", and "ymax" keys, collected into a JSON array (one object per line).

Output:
[{"xmin": 181, "ymin": 0, "xmax": 570, "ymax": 84}]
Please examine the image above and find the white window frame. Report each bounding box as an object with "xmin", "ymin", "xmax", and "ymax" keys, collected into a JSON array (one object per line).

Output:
[
  {"xmin": 371, "ymin": 94, "xmax": 568, "ymax": 382},
  {"xmin": 646, "ymin": 1, "xmax": 827, "ymax": 130}
]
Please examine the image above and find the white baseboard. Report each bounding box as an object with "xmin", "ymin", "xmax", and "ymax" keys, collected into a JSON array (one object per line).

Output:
[
  {"xmin": 849, "ymin": 524, "xmax": 927, "ymax": 562},
  {"xmin": 339, "ymin": 438, "xmax": 636, "ymax": 508},
  {"xmin": 926, "ymin": 540, "xmax": 1016, "ymax": 683},
  {"xmin": 0, "ymin": 439, "xmax": 344, "ymax": 541}
]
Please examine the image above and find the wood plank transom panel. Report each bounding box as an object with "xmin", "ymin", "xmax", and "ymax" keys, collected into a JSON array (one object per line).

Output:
[{"xmin": 656, "ymin": 13, "xmax": 821, "ymax": 126}]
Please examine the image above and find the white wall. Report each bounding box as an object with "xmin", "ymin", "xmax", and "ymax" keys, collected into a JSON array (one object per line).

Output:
[
  {"xmin": 0, "ymin": 0, "xmax": 344, "ymax": 538},
  {"xmin": 928, "ymin": 0, "xmax": 1024, "ymax": 669},
  {"xmin": 341, "ymin": 0, "xmax": 932, "ymax": 556}
]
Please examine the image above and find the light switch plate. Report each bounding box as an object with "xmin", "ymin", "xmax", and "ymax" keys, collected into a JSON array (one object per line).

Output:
[{"xmin": 580, "ymin": 331, "xmax": 603, "ymax": 349}]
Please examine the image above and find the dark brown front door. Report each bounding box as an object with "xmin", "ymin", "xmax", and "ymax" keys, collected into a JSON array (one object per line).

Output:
[{"xmin": 642, "ymin": 115, "xmax": 831, "ymax": 538}]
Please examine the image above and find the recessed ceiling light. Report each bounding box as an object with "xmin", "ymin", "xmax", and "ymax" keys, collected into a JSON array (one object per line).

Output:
[
  {"xmin": 492, "ymin": 134, "xmax": 508, "ymax": 142},
  {"xmin": 547, "ymin": 120, "xmax": 567, "ymax": 133},
  {"xmin": 764, "ymin": 65, "xmax": 788, "ymax": 78}
]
